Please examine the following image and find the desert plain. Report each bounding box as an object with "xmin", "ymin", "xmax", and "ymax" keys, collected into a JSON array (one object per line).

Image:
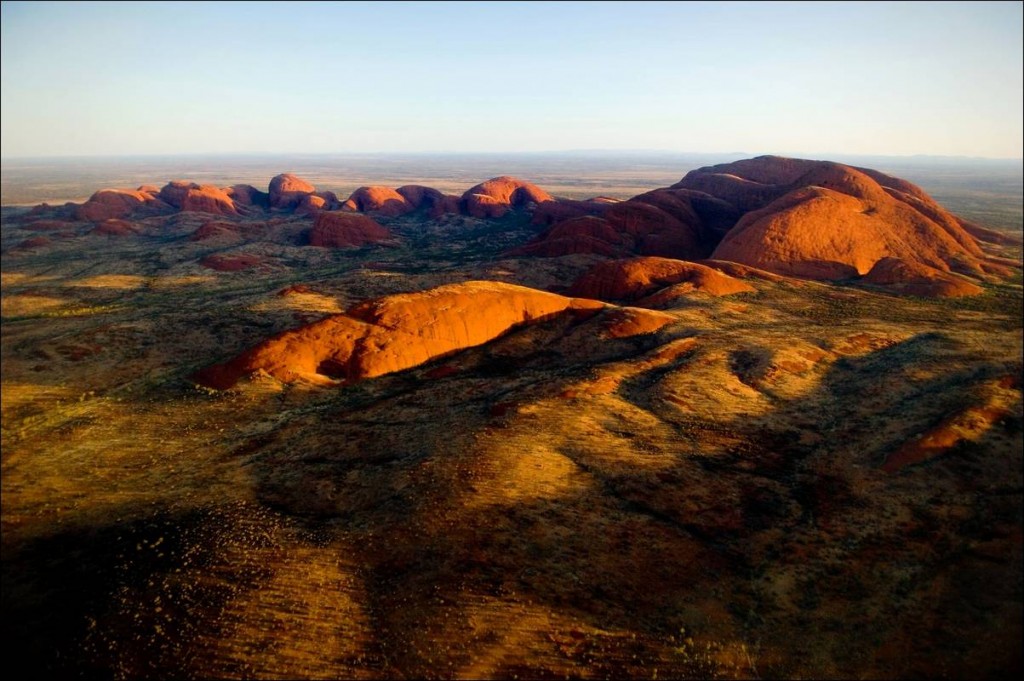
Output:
[{"xmin": 1, "ymin": 153, "xmax": 1021, "ymax": 679}]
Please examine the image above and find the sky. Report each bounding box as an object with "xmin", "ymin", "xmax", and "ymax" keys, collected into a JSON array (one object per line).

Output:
[{"xmin": 1, "ymin": 1, "xmax": 1021, "ymax": 159}]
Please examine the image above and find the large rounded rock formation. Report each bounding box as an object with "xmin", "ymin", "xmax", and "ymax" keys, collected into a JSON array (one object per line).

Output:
[
  {"xmin": 399, "ymin": 185, "xmax": 462, "ymax": 217},
  {"xmin": 512, "ymin": 156, "xmax": 1000, "ymax": 291},
  {"xmin": 342, "ymin": 186, "xmax": 415, "ymax": 217},
  {"xmin": 269, "ymin": 173, "xmax": 316, "ymax": 210},
  {"xmin": 461, "ymin": 176, "xmax": 553, "ymax": 218},
  {"xmin": 75, "ymin": 187, "xmax": 168, "ymax": 222},
  {"xmin": 194, "ymin": 281, "xmax": 606, "ymax": 388},
  {"xmin": 159, "ymin": 181, "xmax": 238, "ymax": 216},
  {"xmin": 676, "ymin": 156, "xmax": 990, "ymax": 280}
]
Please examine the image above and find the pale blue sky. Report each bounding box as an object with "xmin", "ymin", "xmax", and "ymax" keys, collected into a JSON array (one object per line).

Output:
[{"xmin": 1, "ymin": 1, "xmax": 1021, "ymax": 158}]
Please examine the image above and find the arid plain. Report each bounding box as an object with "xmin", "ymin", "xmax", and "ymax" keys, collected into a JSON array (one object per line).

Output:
[{"xmin": 1, "ymin": 154, "xmax": 1021, "ymax": 679}]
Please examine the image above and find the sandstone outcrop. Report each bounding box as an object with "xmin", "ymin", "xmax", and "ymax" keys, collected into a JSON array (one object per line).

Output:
[
  {"xmin": 861, "ymin": 257, "xmax": 984, "ymax": 298},
  {"xmin": 511, "ymin": 199, "xmax": 707, "ymax": 260},
  {"xmin": 295, "ymin": 192, "xmax": 340, "ymax": 217},
  {"xmin": 193, "ymin": 281, "xmax": 609, "ymax": 388},
  {"xmin": 342, "ymin": 186, "xmax": 414, "ymax": 217},
  {"xmin": 531, "ymin": 198, "xmax": 617, "ymax": 227},
  {"xmin": 676, "ymin": 156, "xmax": 989, "ymax": 280},
  {"xmin": 601, "ymin": 307, "xmax": 676, "ymax": 338},
  {"xmin": 570, "ymin": 257, "xmax": 755, "ymax": 302},
  {"xmin": 514, "ymin": 156, "xmax": 996, "ymax": 288},
  {"xmin": 75, "ymin": 188, "xmax": 166, "ymax": 222},
  {"xmin": 308, "ymin": 212, "xmax": 390, "ymax": 248},
  {"xmin": 461, "ymin": 176, "xmax": 553, "ymax": 218},
  {"xmin": 225, "ymin": 184, "xmax": 270, "ymax": 208},
  {"xmin": 159, "ymin": 181, "xmax": 238, "ymax": 216},
  {"xmin": 269, "ymin": 173, "xmax": 316, "ymax": 210}
]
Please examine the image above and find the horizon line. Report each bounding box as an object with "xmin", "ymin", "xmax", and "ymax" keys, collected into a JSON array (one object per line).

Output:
[{"xmin": 2, "ymin": 149, "xmax": 1022, "ymax": 163}]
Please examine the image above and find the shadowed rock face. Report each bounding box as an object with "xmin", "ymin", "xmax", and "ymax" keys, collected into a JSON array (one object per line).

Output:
[
  {"xmin": 224, "ymin": 184, "xmax": 270, "ymax": 208},
  {"xmin": 569, "ymin": 257, "xmax": 756, "ymax": 302},
  {"xmin": 193, "ymin": 281, "xmax": 608, "ymax": 388},
  {"xmin": 461, "ymin": 176, "xmax": 554, "ymax": 218},
  {"xmin": 268, "ymin": 173, "xmax": 316, "ymax": 210},
  {"xmin": 531, "ymin": 197, "xmax": 618, "ymax": 227},
  {"xmin": 395, "ymin": 184, "xmax": 444, "ymax": 207},
  {"xmin": 308, "ymin": 211, "xmax": 390, "ymax": 248},
  {"xmin": 397, "ymin": 185, "xmax": 461, "ymax": 217},
  {"xmin": 511, "ymin": 194, "xmax": 709, "ymax": 260}
]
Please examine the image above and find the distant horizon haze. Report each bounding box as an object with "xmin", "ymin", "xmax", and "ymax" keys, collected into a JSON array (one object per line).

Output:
[
  {"xmin": 2, "ymin": 149, "xmax": 1023, "ymax": 163},
  {"xmin": 2, "ymin": 1, "xmax": 1021, "ymax": 159}
]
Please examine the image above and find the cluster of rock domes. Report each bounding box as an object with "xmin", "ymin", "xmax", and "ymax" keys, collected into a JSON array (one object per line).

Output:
[{"xmin": 20, "ymin": 155, "xmax": 1015, "ymax": 301}]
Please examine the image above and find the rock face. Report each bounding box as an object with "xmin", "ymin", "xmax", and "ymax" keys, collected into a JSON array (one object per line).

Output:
[
  {"xmin": 225, "ymin": 184, "xmax": 270, "ymax": 208},
  {"xmin": 333, "ymin": 184, "xmax": 461, "ymax": 219},
  {"xmin": 531, "ymin": 198, "xmax": 617, "ymax": 227},
  {"xmin": 194, "ymin": 281, "xmax": 606, "ymax": 389},
  {"xmin": 395, "ymin": 185, "xmax": 442, "ymax": 207},
  {"xmin": 570, "ymin": 257, "xmax": 755, "ymax": 302},
  {"xmin": 461, "ymin": 176, "xmax": 553, "ymax": 218},
  {"xmin": 159, "ymin": 182, "xmax": 238, "ymax": 216},
  {"xmin": 511, "ymin": 197, "xmax": 708, "ymax": 260},
  {"xmin": 676, "ymin": 156, "xmax": 989, "ymax": 280},
  {"xmin": 398, "ymin": 185, "xmax": 461, "ymax": 217},
  {"xmin": 308, "ymin": 212, "xmax": 390, "ymax": 248},
  {"xmin": 342, "ymin": 186, "xmax": 415, "ymax": 217},
  {"xmin": 862, "ymin": 257, "xmax": 984, "ymax": 298},
  {"xmin": 269, "ymin": 173, "xmax": 316, "ymax": 210},
  {"xmin": 296, "ymin": 192, "xmax": 340, "ymax": 217},
  {"xmin": 75, "ymin": 188, "xmax": 165, "ymax": 222}
]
